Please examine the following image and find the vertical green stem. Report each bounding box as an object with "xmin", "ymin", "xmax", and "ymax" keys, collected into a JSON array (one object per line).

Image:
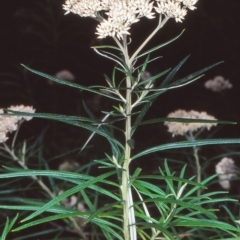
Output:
[
  {"xmin": 193, "ymin": 146, "xmax": 201, "ymax": 196},
  {"xmin": 119, "ymin": 34, "xmax": 136, "ymax": 240},
  {"xmin": 129, "ymin": 15, "xmax": 169, "ymax": 65},
  {"xmin": 188, "ymin": 132, "xmax": 201, "ymax": 196},
  {"xmin": 115, "ymin": 16, "xmax": 170, "ymax": 238}
]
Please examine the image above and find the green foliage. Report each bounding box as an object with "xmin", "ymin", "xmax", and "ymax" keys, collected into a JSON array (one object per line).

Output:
[{"xmin": 1, "ymin": 4, "xmax": 240, "ymax": 240}]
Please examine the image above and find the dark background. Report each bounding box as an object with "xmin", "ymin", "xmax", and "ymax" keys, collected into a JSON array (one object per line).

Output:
[{"xmin": 0, "ymin": 0, "xmax": 240, "ymax": 164}]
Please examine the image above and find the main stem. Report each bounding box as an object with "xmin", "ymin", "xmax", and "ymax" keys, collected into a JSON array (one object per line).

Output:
[{"xmin": 120, "ymin": 35, "xmax": 136, "ymax": 240}]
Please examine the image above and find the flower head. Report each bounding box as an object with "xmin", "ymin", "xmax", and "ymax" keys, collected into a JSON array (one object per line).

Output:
[
  {"xmin": 155, "ymin": 1, "xmax": 186, "ymax": 22},
  {"xmin": 0, "ymin": 105, "xmax": 35, "ymax": 143},
  {"xmin": 58, "ymin": 160, "xmax": 80, "ymax": 171},
  {"xmin": 164, "ymin": 109, "xmax": 217, "ymax": 137},
  {"xmin": 215, "ymin": 157, "xmax": 237, "ymax": 190},
  {"xmin": 55, "ymin": 70, "xmax": 75, "ymax": 82},
  {"xmin": 204, "ymin": 76, "xmax": 232, "ymax": 92},
  {"xmin": 63, "ymin": 0, "xmax": 198, "ymax": 39}
]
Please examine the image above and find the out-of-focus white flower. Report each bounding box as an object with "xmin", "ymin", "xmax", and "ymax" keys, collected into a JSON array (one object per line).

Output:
[
  {"xmin": 164, "ymin": 109, "xmax": 217, "ymax": 137},
  {"xmin": 215, "ymin": 157, "xmax": 237, "ymax": 190},
  {"xmin": 141, "ymin": 71, "xmax": 152, "ymax": 81},
  {"xmin": 0, "ymin": 105, "xmax": 35, "ymax": 143},
  {"xmin": 63, "ymin": 0, "xmax": 198, "ymax": 39},
  {"xmin": 8, "ymin": 105, "xmax": 35, "ymax": 121},
  {"xmin": 59, "ymin": 190, "xmax": 87, "ymax": 227},
  {"xmin": 58, "ymin": 160, "xmax": 80, "ymax": 171},
  {"xmin": 55, "ymin": 70, "xmax": 75, "ymax": 82},
  {"xmin": 204, "ymin": 76, "xmax": 232, "ymax": 92}
]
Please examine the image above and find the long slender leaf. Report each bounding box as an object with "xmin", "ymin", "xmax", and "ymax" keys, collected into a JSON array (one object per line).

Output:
[
  {"xmin": 0, "ymin": 204, "xmax": 78, "ymax": 214},
  {"xmin": 132, "ymin": 138, "xmax": 240, "ymax": 160},
  {"xmin": 133, "ymin": 197, "xmax": 216, "ymax": 219},
  {"xmin": 1, "ymin": 214, "xmax": 18, "ymax": 240},
  {"xmin": 21, "ymin": 171, "xmax": 115, "ymax": 222},
  {"xmin": 134, "ymin": 30, "xmax": 185, "ymax": 60},
  {"xmin": 13, "ymin": 212, "xmax": 89, "ymax": 232},
  {"xmin": 21, "ymin": 64, "xmax": 121, "ymax": 101},
  {"xmin": 0, "ymin": 111, "xmax": 125, "ymax": 150},
  {"xmin": 135, "ymin": 68, "xmax": 170, "ymax": 87},
  {"xmin": 160, "ymin": 55, "xmax": 190, "ymax": 87},
  {"xmin": 138, "ymin": 117, "xmax": 236, "ymax": 126},
  {"xmin": 174, "ymin": 217, "xmax": 240, "ymax": 233},
  {"xmin": 85, "ymin": 201, "xmax": 122, "ymax": 224},
  {"xmin": 136, "ymin": 222, "xmax": 177, "ymax": 240}
]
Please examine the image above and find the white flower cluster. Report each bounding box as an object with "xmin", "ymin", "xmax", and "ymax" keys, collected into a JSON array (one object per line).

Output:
[
  {"xmin": 215, "ymin": 157, "xmax": 237, "ymax": 190},
  {"xmin": 0, "ymin": 105, "xmax": 35, "ymax": 143},
  {"xmin": 164, "ymin": 109, "xmax": 217, "ymax": 137},
  {"xmin": 63, "ymin": 0, "xmax": 198, "ymax": 39},
  {"xmin": 155, "ymin": 0, "xmax": 198, "ymax": 22},
  {"xmin": 204, "ymin": 76, "xmax": 232, "ymax": 92}
]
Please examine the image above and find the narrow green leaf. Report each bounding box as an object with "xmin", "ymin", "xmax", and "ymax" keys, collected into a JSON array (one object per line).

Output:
[
  {"xmin": 140, "ymin": 54, "xmax": 150, "ymax": 75},
  {"xmin": 136, "ymin": 222, "xmax": 177, "ymax": 240},
  {"xmin": 0, "ymin": 204, "xmax": 78, "ymax": 214},
  {"xmin": 138, "ymin": 117, "xmax": 236, "ymax": 126},
  {"xmin": 131, "ymin": 168, "xmax": 142, "ymax": 179},
  {"xmin": 132, "ymin": 139, "xmax": 240, "ymax": 160},
  {"xmin": 160, "ymin": 55, "xmax": 190, "ymax": 87},
  {"xmin": 174, "ymin": 217, "xmax": 240, "ymax": 233},
  {"xmin": 134, "ymin": 198, "xmax": 216, "ymax": 219},
  {"xmin": 133, "ymin": 180, "xmax": 166, "ymax": 196},
  {"xmin": 94, "ymin": 221, "xmax": 123, "ymax": 240},
  {"xmin": 0, "ymin": 110, "xmax": 125, "ymax": 150},
  {"xmin": 163, "ymin": 61, "xmax": 223, "ymax": 90},
  {"xmin": 0, "ymin": 168, "xmax": 93, "ymax": 180},
  {"xmin": 85, "ymin": 201, "xmax": 122, "ymax": 224},
  {"xmin": 134, "ymin": 56, "xmax": 162, "ymax": 72},
  {"xmin": 1, "ymin": 214, "xmax": 18, "ymax": 240},
  {"xmin": 20, "ymin": 171, "xmax": 116, "ymax": 222},
  {"xmin": 138, "ymin": 175, "xmax": 204, "ymax": 188},
  {"xmin": 0, "ymin": 111, "xmax": 98, "ymax": 123},
  {"xmin": 135, "ymin": 30, "xmax": 185, "ymax": 60},
  {"xmin": 21, "ymin": 64, "xmax": 121, "ymax": 101},
  {"xmin": 1, "ymin": 217, "xmax": 9, "ymax": 240},
  {"xmin": 135, "ymin": 68, "xmax": 170, "ymax": 87},
  {"xmin": 13, "ymin": 212, "xmax": 88, "ymax": 232},
  {"xmin": 91, "ymin": 45, "xmax": 121, "ymax": 51}
]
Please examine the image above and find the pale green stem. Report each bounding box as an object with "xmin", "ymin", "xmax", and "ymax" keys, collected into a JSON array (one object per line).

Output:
[
  {"xmin": 188, "ymin": 132, "xmax": 201, "ymax": 196},
  {"xmin": 11, "ymin": 120, "xmax": 23, "ymax": 149},
  {"xmin": 114, "ymin": 34, "xmax": 136, "ymax": 240},
  {"xmin": 129, "ymin": 15, "xmax": 169, "ymax": 65},
  {"xmin": 113, "ymin": 16, "xmax": 170, "ymax": 239},
  {"xmin": 193, "ymin": 146, "xmax": 201, "ymax": 196}
]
